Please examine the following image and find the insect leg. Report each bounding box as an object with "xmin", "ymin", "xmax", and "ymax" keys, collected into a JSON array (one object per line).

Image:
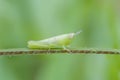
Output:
[
  {"xmin": 62, "ymin": 46, "xmax": 72, "ymax": 53},
  {"xmin": 47, "ymin": 47, "xmax": 51, "ymax": 54}
]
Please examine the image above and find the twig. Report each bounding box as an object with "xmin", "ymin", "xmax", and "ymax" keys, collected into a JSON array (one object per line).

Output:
[{"xmin": 0, "ymin": 48, "xmax": 120, "ymax": 55}]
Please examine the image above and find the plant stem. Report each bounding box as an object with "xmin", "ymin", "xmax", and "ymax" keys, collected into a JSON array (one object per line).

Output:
[{"xmin": 0, "ymin": 48, "xmax": 119, "ymax": 55}]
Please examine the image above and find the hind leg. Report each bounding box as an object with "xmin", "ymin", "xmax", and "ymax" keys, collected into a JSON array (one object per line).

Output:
[{"xmin": 62, "ymin": 46, "xmax": 72, "ymax": 53}]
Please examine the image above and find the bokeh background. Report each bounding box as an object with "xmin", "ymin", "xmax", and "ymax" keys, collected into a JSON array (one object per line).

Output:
[{"xmin": 0, "ymin": 0, "xmax": 120, "ymax": 80}]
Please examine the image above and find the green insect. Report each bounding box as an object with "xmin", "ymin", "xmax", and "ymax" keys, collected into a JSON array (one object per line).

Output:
[{"xmin": 27, "ymin": 31, "xmax": 82, "ymax": 49}]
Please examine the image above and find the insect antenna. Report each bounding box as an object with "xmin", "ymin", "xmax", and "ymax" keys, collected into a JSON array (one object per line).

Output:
[{"xmin": 75, "ymin": 30, "xmax": 82, "ymax": 36}]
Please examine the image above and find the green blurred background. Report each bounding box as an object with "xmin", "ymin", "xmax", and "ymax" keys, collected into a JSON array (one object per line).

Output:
[{"xmin": 0, "ymin": 0, "xmax": 120, "ymax": 80}]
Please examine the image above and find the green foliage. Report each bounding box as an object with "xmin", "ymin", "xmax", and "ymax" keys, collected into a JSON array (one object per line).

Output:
[{"xmin": 0, "ymin": 0, "xmax": 120, "ymax": 80}]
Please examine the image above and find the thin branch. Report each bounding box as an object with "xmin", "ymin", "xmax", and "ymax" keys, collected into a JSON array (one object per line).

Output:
[{"xmin": 0, "ymin": 48, "xmax": 120, "ymax": 55}]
